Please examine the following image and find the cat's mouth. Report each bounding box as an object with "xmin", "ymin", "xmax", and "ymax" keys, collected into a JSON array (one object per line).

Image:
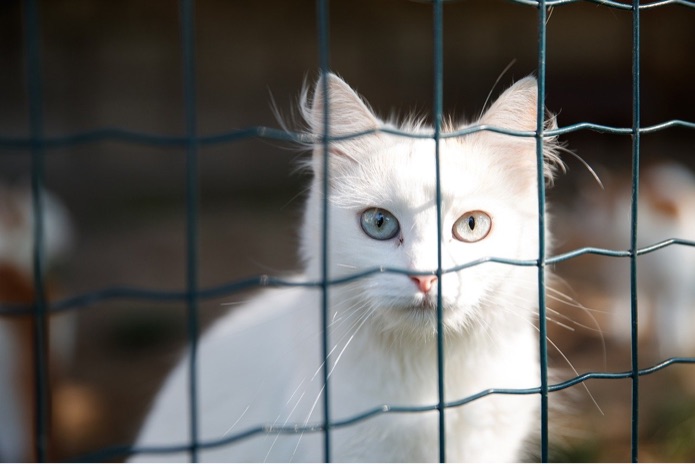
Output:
[
  {"xmin": 386, "ymin": 295, "xmax": 459, "ymax": 333},
  {"xmin": 412, "ymin": 294, "xmax": 444, "ymax": 311}
]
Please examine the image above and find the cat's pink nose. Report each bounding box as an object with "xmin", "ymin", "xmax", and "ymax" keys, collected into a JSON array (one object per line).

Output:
[{"xmin": 410, "ymin": 275, "xmax": 437, "ymax": 294}]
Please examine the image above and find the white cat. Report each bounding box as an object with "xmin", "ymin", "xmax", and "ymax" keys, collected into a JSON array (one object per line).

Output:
[{"xmin": 130, "ymin": 73, "xmax": 564, "ymax": 462}]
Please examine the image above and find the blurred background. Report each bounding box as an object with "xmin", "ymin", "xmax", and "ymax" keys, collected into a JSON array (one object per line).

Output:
[{"xmin": 0, "ymin": 0, "xmax": 694, "ymax": 461}]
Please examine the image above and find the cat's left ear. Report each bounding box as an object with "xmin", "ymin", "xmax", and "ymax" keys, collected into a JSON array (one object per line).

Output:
[
  {"xmin": 302, "ymin": 72, "xmax": 381, "ymax": 163},
  {"xmin": 479, "ymin": 76, "xmax": 539, "ymax": 133},
  {"xmin": 479, "ymin": 76, "xmax": 563, "ymax": 185}
]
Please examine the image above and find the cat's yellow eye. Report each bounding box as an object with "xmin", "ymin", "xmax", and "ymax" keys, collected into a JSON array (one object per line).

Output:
[
  {"xmin": 360, "ymin": 208, "xmax": 400, "ymax": 240},
  {"xmin": 453, "ymin": 211, "xmax": 491, "ymax": 243}
]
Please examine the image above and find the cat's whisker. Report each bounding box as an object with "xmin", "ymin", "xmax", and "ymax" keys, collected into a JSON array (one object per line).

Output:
[
  {"xmin": 478, "ymin": 59, "xmax": 517, "ymax": 120},
  {"xmin": 494, "ymin": 274, "xmax": 609, "ymax": 369},
  {"xmin": 220, "ymin": 300, "xmax": 249, "ymax": 307},
  {"xmin": 266, "ymin": 381, "xmax": 309, "ymax": 462},
  {"xmin": 557, "ymin": 144, "xmax": 604, "ymax": 190},
  {"xmin": 280, "ymin": 185, "xmax": 312, "ymax": 211},
  {"xmin": 328, "ymin": 298, "xmax": 371, "ymax": 344},
  {"xmin": 222, "ymin": 405, "xmax": 250, "ymax": 438},
  {"xmin": 293, "ymin": 288, "xmax": 375, "ymax": 455},
  {"xmin": 475, "ymin": 291, "xmax": 605, "ymax": 415},
  {"xmin": 545, "ymin": 288, "xmax": 609, "ymax": 369},
  {"xmin": 245, "ymin": 297, "xmax": 364, "ymax": 450},
  {"xmin": 491, "ymin": 273, "xmax": 607, "ymax": 331},
  {"xmin": 545, "ymin": 282, "xmax": 609, "ymax": 314},
  {"xmin": 263, "ymin": 412, "xmax": 289, "ymax": 461},
  {"xmin": 470, "ymin": 309, "xmax": 497, "ymax": 345},
  {"xmin": 544, "ymin": 334, "xmax": 605, "ymax": 416},
  {"xmin": 327, "ymin": 294, "xmax": 364, "ymax": 330},
  {"xmin": 545, "ymin": 290, "xmax": 608, "ymax": 315},
  {"xmin": 545, "ymin": 316, "xmax": 575, "ymax": 332},
  {"xmin": 544, "ymin": 306, "xmax": 595, "ymax": 332},
  {"xmin": 329, "ymin": 293, "xmax": 376, "ymax": 342},
  {"xmin": 328, "ymin": 307, "xmax": 377, "ymax": 379},
  {"xmin": 496, "ymin": 290, "xmax": 604, "ymax": 358}
]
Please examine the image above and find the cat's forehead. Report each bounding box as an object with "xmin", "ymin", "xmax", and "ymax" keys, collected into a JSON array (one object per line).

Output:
[
  {"xmin": 367, "ymin": 137, "xmax": 495, "ymax": 188},
  {"xmin": 330, "ymin": 136, "xmax": 502, "ymax": 211}
]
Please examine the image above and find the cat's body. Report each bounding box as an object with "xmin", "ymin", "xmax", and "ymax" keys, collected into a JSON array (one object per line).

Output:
[{"xmin": 131, "ymin": 74, "xmax": 563, "ymax": 462}]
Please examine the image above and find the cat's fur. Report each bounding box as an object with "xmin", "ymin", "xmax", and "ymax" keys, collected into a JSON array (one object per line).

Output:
[{"xmin": 130, "ymin": 73, "xmax": 563, "ymax": 462}]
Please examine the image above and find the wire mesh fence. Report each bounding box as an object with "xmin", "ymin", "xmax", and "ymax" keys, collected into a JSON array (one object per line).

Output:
[{"xmin": 1, "ymin": 0, "xmax": 695, "ymax": 462}]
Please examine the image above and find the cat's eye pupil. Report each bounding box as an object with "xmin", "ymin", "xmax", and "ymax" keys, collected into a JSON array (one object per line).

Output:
[
  {"xmin": 453, "ymin": 210, "xmax": 491, "ymax": 243},
  {"xmin": 361, "ymin": 208, "xmax": 400, "ymax": 241}
]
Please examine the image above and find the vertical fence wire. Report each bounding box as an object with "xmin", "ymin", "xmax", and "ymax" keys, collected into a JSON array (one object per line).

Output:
[
  {"xmin": 316, "ymin": 0, "xmax": 332, "ymax": 461},
  {"xmin": 23, "ymin": 0, "xmax": 49, "ymax": 461},
  {"xmin": 629, "ymin": 1, "xmax": 641, "ymax": 462},
  {"xmin": 431, "ymin": 1, "xmax": 446, "ymax": 462},
  {"xmin": 535, "ymin": 1, "xmax": 550, "ymax": 461},
  {"xmin": 179, "ymin": 0, "xmax": 201, "ymax": 461}
]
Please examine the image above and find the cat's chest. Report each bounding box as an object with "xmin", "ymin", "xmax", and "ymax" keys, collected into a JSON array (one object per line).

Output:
[
  {"xmin": 328, "ymin": 332, "xmax": 476, "ymax": 409},
  {"xmin": 327, "ymin": 320, "xmax": 538, "ymax": 406}
]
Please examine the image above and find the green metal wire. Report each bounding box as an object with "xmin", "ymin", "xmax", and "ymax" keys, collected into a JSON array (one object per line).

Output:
[
  {"xmin": 3, "ymin": 0, "xmax": 695, "ymax": 462},
  {"xmin": 179, "ymin": 0, "xmax": 201, "ymax": 461},
  {"xmin": 23, "ymin": 0, "xmax": 49, "ymax": 461},
  {"xmin": 432, "ymin": 0, "xmax": 447, "ymax": 462},
  {"xmin": 1, "ymin": 237, "xmax": 693, "ymax": 320},
  {"xmin": 629, "ymin": 1, "xmax": 642, "ymax": 461},
  {"xmin": 4, "ymin": 120, "xmax": 695, "ymax": 153},
  {"xmin": 535, "ymin": 1, "xmax": 550, "ymax": 460},
  {"xmin": 316, "ymin": 0, "xmax": 332, "ymax": 461}
]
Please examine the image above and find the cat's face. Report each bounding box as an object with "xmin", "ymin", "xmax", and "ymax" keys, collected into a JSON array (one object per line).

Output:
[{"xmin": 300, "ymin": 74, "xmax": 562, "ymax": 338}]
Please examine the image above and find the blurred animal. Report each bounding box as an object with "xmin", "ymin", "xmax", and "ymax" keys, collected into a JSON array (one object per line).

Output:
[
  {"xmin": 0, "ymin": 184, "xmax": 74, "ymax": 461},
  {"xmin": 571, "ymin": 162, "xmax": 695, "ymax": 357}
]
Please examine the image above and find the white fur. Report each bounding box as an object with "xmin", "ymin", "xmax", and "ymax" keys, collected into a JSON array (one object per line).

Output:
[{"xmin": 131, "ymin": 74, "xmax": 562, "ymax": 462}]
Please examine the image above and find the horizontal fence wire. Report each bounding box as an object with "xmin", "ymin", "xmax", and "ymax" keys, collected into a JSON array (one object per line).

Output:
[
  {"xmin": 2, "ymin": 239, "xmax": 695, "ymax": 318},
  {"xmin": 3, "ymin": 119, "xmax": 695, "ymax": 151},
  {"xmin": 0, "ymin": 0, "xmax": 693, "ymax": 462}
]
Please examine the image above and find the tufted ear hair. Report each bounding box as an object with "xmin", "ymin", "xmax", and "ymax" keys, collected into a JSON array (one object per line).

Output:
[
  {"xmin": 478, "ymin": 76, "xmax": 564, "ymax": 185},
  {"xmin": 300, "ymin": 73, "xmax": 382, "ymax": 170},
  {"xmin": 479, "ymin": 76, "xmax": 539, "ymax": 133},
  {"xmin": 304, "ymin": 73, "xmax": 379, "ymax": 136}
]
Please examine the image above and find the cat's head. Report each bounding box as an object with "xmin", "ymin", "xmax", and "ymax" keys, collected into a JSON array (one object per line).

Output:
[{"xmin": 298, "ymin": 73, "xmax": 564, "ymax": 339}]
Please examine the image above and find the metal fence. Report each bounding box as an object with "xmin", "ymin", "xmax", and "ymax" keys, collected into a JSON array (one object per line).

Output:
[{"xmin": 2, "ymin": 0, "xmax": 695, "ymax": 462}]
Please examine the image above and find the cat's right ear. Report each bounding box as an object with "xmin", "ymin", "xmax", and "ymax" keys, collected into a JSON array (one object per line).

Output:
[{"xmin": 301, "ymin": 73, "xmax": 381, "ymax": 163}]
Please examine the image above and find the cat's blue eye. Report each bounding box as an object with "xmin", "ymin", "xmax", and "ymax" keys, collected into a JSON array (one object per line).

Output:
[
  {"xmin": 360, "ymin": 208, "xmax": 400, "ymax": 241},
  {"xmin": 453, "ymin": 211, "xmax": 491, "ymax": 243}
]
